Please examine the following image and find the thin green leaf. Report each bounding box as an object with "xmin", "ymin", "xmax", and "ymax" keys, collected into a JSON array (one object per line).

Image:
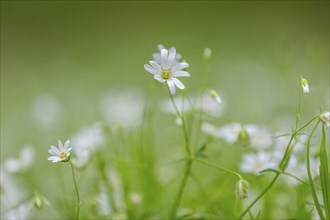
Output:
[{"xmin": 319, "ymin": 125, "xmax": 330, "ymax": 219}]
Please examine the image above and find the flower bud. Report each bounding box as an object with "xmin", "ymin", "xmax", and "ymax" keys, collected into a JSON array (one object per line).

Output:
[
  {"xmin": 237, "ymin": 127, "xmax": 250, "ymax": 147},
  {"xmin": 203, "ymin": 48, "xmax": 212, "ymax": 62},
  {"xmin": 32, "ymin": 191, "xmax": 50, "ymax": 209},
  {"xmin": 300, "ymin": 77, "xmax": 309, "ymax": 94},
  {"xmin": 209, "ymin": 90, "xmax": 222, "ymax": 104},
  {"xmin": 320, "ymin": 112, "xmax": 330, "ymax": 127},
  {"xmin": 235, "ymin": 179, "xmax": 249, "ymax": 199}
]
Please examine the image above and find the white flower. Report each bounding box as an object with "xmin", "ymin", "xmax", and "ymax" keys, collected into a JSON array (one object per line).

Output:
[
  {"xmin": 320, "ymin": 111, "xmax": 330, "ymax": 127},
  {"xmin": 100, "ymin": 90, "xmax": 144, "ymax": 133},
  {"xmin": 144, "ymin": 47, "xmax": 190, "ymax": 95},
  {"xmin": 194, "ymin": 93, "xmax": 225, "ymax": 117},
  {"xmin": 5, "ymin": 145, "xmax": 35, "ymax": 173},
  {"xmin": 31, "ymin": 93, "xmax": 62, "ymax": 129},
  {"xmin": 71, "ymin": 123, "xmax": 105, "ymax": 167},
  {"xmin": 216, "ymin": 123, "xmax": 242, "ymax": 143},
  {"xmin": 48, "ymin": 140, "xmax": 72, "ymax": 163},
  {"xmin": 300, "ymin": 77, "xmax": 309, "ymax": 94},
  {"xmin": 152, "ymin": 44, "xmax": 182, "ymax": 65},
  {"xmin": 240, "ymin": 151, "xmax": 277, "ymax": 174},
  {"xmin": 245, "ymin": 125, "xmax": 273, "ymax": 149}
]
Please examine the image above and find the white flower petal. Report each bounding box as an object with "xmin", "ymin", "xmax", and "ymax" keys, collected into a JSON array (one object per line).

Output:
[
  {"xmin": 64, "ymin": 140, "xmax": 70, "ymax": 149},
  {"xmin": 161, "ymin": 49, "xmax": 168, "ymax": 66},
  {"xmin": 167, "ymin": 80, "xmax": 176, "ymax": 95},
  {"xmin": 58, "ymin": 140, "xmax": 63, "ymax": 150},
  {"xmin": 154, "ymin": 74, "xmax": 166, "ymax": 83},
  {"xmin": 173, "ymin": 62, "xmax": 189, "ymax": 72},
  {"xmin": 173, "ymin": 71, "xmax": 190, "ymax": 77},
  {"xmin": 144, "ymin": 64, "xmax": 158, "ymax": 75},
  {"xmin": 67, "ymin": 147, "xmax": 72, "ymax": 152},
  {"xmin": 48, "ymin": 156, "xmax": 59, "ymax": 161},
  {"xmin": 172, "ymin": 78, "xmax": 185, "ymax": 90},
  {"xmin": 167, "ymin": 47, "xmax": 176, "ymax": 65},
  {"xmin": 149, "ymin": 61, "xmax": 161, "ymax": 71},
  {"xmin": 50, "ymin": 145, "xmax": 60, "ymax": 154}
]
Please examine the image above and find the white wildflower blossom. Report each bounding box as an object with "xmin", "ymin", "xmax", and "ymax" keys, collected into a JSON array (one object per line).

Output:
[
  {"xmin": 240, "ymin": 151, "xmax": 277, "ymax": 174},
  {"xmin": 48, "ymin": 140, "xmax": 72, "ymax": 163},
  {"xmin": 5, "ymin": 145, "xmax": 35, "ymax": 173},
  {"xmin": 320, "ymin": 111, "xmax": 330, "ymax": 127},
  {"xmin": 144, "ymin": 47, "xmax": 190, "ymax": 95},
  {"xmin": 101, "ymin": 90, "xmax": 144, "ymax": 133}
]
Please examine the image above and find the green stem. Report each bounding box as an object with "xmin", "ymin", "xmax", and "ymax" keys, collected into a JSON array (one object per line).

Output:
[
  {"xmin": 240, "ymin": 116, "xmax": 319, "ymax": 219},
  {"xmin": 167, "ymin": 85, "xmax": 193, "ymax": 219},
  {"xmin": 69, "ymin": 161, "xmax": 81, "ymax": 220},
  {"xmin": 195, "ymin": 158, "xmax": 242, "ymax": 180},
  {"xmin": 168, "ymin": 86, "xmax": 191, "ymax": 156},
  {"xmin": 306, "ymin": 120, "xmax": 325, "ymax": 220},
  {"xmin": 169, "ymin": 159, "xmax": 193, "ymax": 219}
]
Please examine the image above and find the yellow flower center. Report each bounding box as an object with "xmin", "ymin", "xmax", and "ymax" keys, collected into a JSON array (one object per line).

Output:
[
  {"xmin": 59, "ymin": 151, "xmax": 67, "ymax": 159},
  {"xmin": 161, "ymin": 68, "xmax": 172, "ymax": 80}
]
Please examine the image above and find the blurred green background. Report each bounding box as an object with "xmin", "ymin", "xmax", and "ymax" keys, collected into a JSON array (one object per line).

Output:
[{"xmin": 1, "ymin": 1, "xmax": 329, "ymax": 218}]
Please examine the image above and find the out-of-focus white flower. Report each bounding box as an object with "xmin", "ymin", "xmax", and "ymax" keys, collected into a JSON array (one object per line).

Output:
[
  {"xmin": 71, "ymin": 123, "xmax": 105, "ymax": 168},
  {"xmin": 235, "ymin": 179, "xmax": 249, "ymax": 199},
  {"xmin": 96, "ymin": 183, "xmax": 112, "ymax": 217},
  {"xmin": 240, "ymin": 151, "xmax": 277, "ymax": 175},
  {"xmin": 101, "ymin": 90, "xmax": 144, "ymax": 133},
  {"xmin": 320, "ymin": 112, "xmax": 330, "ymax": 127},
  {"xmin": 201, "ymin": 122, "xmax": 218, "ymax": 137},
  {"xmin": 152, "ymin": 44, "xmax": 182, "ymax": 65},
  {"xmin": 273, "ymin": 134, "xmax": 306, "ymax": 157},
  {"xmin": 309, "ymin": 157, "xmax": 320, "ymax": 179},
  {"xmin": 130, "ymin": 192, "xmax": 143, "ymax": 205},
  {"xmin": 5, "ymin": 145, "xmax": 35, "ymax": 173},
  {"xmin": 245, "ymin": 125, "xmax": 273, "ymax": 149},
  {"xmin": 144, "ymin": 47, "xmax": 190, "ymax": 95},
  {"xmin": 300, "ymin": 77, "xmax": 309, "ymax": 94},
  {"xmin": 48, "ymin": 140, "xmax": 72, "ymax": 163},
  {"xmin": 194, "ymin": 93, "xmax": 225, "ymax": 117},
  {"xmin": 1, "ymin": 168, "xmax": 32, "ymax": 219},
  {"xmin": 283, "ymin": 156, "xmax": 306, "ymax": 186},
  {"xmin": 216, "ymin": 123, "xmax": 242, "ymax": 144},
  {"xmin": 175, "ymin": 117, "xmax": 183, "ymax": 126},
  {"xmin": 31, "ymin": 93, "xmax": 62, "ymax": 129},
  {"xmin": 108, "ymin": 169, "xmax": 125, "ymax": 211}
]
